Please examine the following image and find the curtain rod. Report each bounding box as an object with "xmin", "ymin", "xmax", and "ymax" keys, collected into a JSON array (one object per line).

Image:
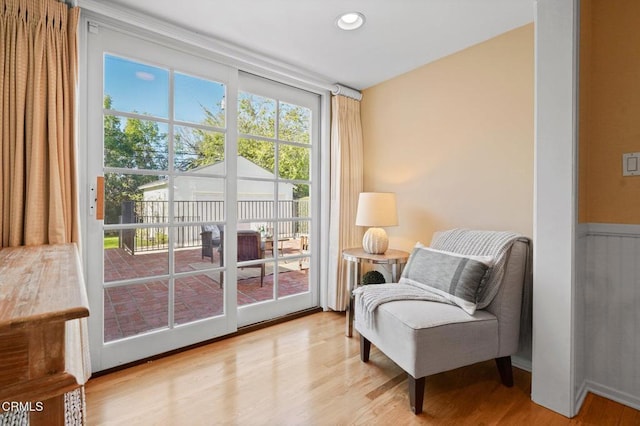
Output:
[{"xmin": 331, "ymin": 84, "xmax": 363, "ymax": 101}]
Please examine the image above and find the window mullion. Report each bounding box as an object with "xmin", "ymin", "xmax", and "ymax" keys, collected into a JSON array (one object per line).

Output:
[{"xmin": 167, "ymin": 68, "xmax": 176, "ymax": 329}]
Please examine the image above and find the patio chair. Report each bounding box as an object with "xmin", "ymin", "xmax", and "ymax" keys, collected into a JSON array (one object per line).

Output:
[
  {"xmin": 218, "ymin": 230, "xmax": 265, "ymax": 288},
  {"xmin": 201, "ymin": 225, "xmax": 222, "ymax": 263}
]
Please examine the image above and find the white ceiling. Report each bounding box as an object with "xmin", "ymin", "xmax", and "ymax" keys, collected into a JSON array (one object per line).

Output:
[{"xmin": 104, "ymin": 0, "xmax": 534, "ymax": 90}]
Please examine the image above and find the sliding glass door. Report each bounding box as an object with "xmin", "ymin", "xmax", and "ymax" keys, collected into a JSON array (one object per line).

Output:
[
  {"xmin": 84, "ymin": 23, "xmax": 319, "ymax": 371},
  {"xmin": 235, "ymin": 73, "xmax": 319, "ymax": 326}
]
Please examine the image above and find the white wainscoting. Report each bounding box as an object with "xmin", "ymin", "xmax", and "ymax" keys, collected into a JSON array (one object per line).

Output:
[{"xmin": 580, "ymin": 223, "xmax": 640, "ymax": 411}]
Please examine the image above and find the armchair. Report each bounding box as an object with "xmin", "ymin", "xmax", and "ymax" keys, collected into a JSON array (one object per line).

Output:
[
  {"xmin": 218, "ymin": 230, "xmax": 265, "ymax": 288},
  {"xmin": 354, "ymin": 229, "xmax": 530, "ymax": 414}
]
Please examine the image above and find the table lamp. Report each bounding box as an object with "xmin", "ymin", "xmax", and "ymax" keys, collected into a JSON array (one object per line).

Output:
[{"xmin": 355, "ymin": 192, "xmax": 398, "ymax": 254}]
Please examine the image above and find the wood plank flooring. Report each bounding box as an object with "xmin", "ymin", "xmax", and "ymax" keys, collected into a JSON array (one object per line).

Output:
[{"xmin": 85, "ymin": 312, "xmax": 640, "ymax": 425}]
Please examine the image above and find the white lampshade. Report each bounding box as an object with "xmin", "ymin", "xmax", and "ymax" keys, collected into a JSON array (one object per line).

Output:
[
  {"xmin": 355, "ymin": 192, "xmax": 398, "ymax": 254},
  {"xmin": 355, "ymin": 192, "xmax": 398, "ymax": 227}
]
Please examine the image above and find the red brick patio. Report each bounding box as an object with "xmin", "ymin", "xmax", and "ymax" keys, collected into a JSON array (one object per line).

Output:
[{"xmin": 103, "ymin": 241, "xmax": 309, "ymax": 342}]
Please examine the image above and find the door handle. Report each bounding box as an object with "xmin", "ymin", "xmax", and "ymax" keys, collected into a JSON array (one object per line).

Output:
[
  {"xmin": 96, "ymin": 176, "xmax": 104, "ymax": 220},
  {"xmin": 90, "ymin": 176, "xmax": 104, "ymax": 220}
]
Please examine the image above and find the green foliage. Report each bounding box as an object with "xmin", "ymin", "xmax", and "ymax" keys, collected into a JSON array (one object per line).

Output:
[
  {"xmin": 103, "ymin": 236, "xmax": 119, "ymax": 249},
  {"xmin": 238, "ymin": 93, "xmax": 275, "ymax": 137},
  {"xmin": 278, "ymin": 101, "xmax": 310, "ymax": 144},
  {"xmin": 361, "ymin": 270, "xmax": 386, "ymax": 285},
  {"xmin": 174, "ymin": 105, "xmax": 225, "ymax": 171},
  {"xmin": 103, "ymin": 95, "xmax": 167, "ymax": 169}
]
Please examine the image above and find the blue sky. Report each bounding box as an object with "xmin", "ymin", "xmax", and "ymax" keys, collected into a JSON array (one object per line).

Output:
[{"xmin": 104, "ymin": 54, "xmax": 225, "ymax": 125}]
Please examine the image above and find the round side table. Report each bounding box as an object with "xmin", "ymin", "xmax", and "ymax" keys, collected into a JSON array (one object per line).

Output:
[{"xmin": 342, "ymin": 247, "xmax": 410, "ymax": 337}]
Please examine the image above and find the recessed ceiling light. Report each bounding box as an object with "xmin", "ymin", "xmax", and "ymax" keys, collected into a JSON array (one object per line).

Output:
[{"xmin": 336, "ymin": 12, "xmax": 365, "ymax": 31}]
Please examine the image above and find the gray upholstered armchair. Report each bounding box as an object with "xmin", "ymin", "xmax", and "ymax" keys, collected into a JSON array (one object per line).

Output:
[{"xmin": 354, "ymin": 229, "xmax": 530, "ymax": 414}]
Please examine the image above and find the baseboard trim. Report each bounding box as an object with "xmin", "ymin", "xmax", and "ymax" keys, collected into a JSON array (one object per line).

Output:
[
  {"xmin": 512, "ymin": 355, "xmax": 531, "ymax": 372},
  {"xmin": 574, "ymin": 380, "xmax": 589, "ymax": 414},
  {"xmin": 583, "ymin": 380, "xmax": 640, "ymax": 412}
]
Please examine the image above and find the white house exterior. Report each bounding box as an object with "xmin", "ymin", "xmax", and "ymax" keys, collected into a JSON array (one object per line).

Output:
[{"xmin": 139, "ymin": 156, "xmax": 294, "ymax": 202}]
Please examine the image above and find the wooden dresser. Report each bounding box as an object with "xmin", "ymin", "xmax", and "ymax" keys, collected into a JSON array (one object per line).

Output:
[{"xmin": 0, "ymin": 244, "xmax": 90, "ymax": 425}]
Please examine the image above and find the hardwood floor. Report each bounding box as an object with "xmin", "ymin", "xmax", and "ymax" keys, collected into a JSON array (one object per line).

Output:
[{"xmin": 85, "ymin": 312, "xmax": 640, "ymax": 425}]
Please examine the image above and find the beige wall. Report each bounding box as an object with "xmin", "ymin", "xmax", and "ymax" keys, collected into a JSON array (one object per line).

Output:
[
  {"xmin": 579, "ymin": 0, "xmax": 640, "ymax": 224},
  {"xmin": 361, "ymin": 24, "xmax": 534, "ymax": 251}
]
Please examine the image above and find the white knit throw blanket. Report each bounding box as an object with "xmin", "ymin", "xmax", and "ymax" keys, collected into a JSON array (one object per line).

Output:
[
  {"xmin": 353, "ymin": 229, "xmax": 522, "ymax": 326},
  {"xmin": 353, "ymin": 282, "xmax": 449, "ymax": 327}
]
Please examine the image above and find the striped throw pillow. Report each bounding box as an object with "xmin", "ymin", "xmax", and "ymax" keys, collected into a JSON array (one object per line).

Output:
[{"xmin": 399, "ymin": 246, "xmax": 493, "ymax": 315}]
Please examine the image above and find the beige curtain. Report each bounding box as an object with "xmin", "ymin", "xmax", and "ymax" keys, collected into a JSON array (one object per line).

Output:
[
  {"xmin": 327, "ymin": 95, "xmax": 363, "ymax": 311},
  {"xmin": 0, "ymin": 0, "xmax": 80, "ymax": 247}
]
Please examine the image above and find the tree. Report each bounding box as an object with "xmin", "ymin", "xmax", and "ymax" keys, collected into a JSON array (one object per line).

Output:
[
  {"xmin": 276, "ymin": 102, "xmax": 310, "ymax": 198},
  {"xmin": 178, "ymin": 94, "xmax": 311, "ymax": 197},
  {"xmin": 174, "ymin": 105, "xmax": 225, "ymax": 171},
  {"xmin": 103, "ymin": 95, "xmax": 166, "ymax": 224}
]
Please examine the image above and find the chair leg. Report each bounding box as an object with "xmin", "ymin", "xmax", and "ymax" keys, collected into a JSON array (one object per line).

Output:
[
  {"xmin": 219, "ymin": 271, "xmax": 223, "ymax": 289},
  {"xmin": 495, "ymin": 356, "xmax": 514, "ymax": 387},
  {"xmin": 408, "ymin": 375, "xmax": 425, "ymax": 415},
  {"xmin": 360, "ymin": 335, "xmax": 371, "ymax": 362},
  {"xmin": 260, "ymin": 265, "xmax": 265, "ymax": 287}
]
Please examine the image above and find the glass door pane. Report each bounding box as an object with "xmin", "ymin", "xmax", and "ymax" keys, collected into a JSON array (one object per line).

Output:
[
  {"xmin": 103, "ymin": 54, "xmax": 229, "ymax": 337},
  {"xmin": 103, "ymin": 56, "xmax": 229, "ymax": 333},
  {"xmin": 235, "ymin": 73, "xmax": 319, "ymax": 326}
]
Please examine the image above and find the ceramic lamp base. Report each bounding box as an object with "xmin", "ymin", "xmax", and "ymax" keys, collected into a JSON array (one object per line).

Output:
[{"xmin": 362, "ymin": 227, "xmax": 389, "ymax": 254}]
